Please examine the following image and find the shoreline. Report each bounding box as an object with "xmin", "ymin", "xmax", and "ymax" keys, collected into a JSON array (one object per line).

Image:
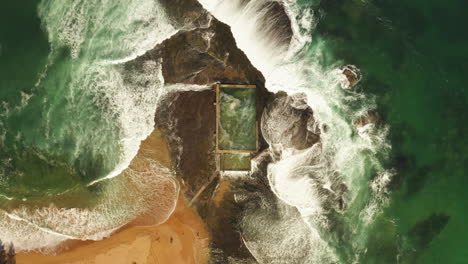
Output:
[
  {"xmin": 16, "ymin": 194, "xmax": 210, "ymax": 264},
  {"xmin": 16, "ymin": 128, "xmax": 210, "ymax": 264}
]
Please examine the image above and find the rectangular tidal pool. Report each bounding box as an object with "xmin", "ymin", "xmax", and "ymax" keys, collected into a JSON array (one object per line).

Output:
[
  {"xmin": 216, "ymin": 84, "xmax": 257, "ymax": 152},
  {"xmin": 216, "ymin": 84, "xmax": 258, "ymax": 171}
]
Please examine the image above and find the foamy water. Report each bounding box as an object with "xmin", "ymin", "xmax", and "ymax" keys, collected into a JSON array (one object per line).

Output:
[
  {"xmin": 1, "ymin": 0, "xmax": 391, "ymax": 257},
  {"xmin": 198, "ymin": 0, "xmax": 392, "ymax": 262},
  {"xmin": 0, "ymin": 156, "xmax": 179, "ymax": 252},
  {"xmin": 0, "ymin": 0, "xmax": 189, "ymax": 251},
  {"xmin": 38, "ymin": 0, "xmax": 179, "ymax": 184}
]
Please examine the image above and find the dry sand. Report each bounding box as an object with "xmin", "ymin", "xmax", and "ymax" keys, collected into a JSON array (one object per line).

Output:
[{"xmin": 16, "ymin": 129, "xmax": 210, "ymax": 264}]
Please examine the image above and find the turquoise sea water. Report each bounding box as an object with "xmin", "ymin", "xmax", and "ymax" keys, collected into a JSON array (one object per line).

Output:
[
  {"xmin": 203, "ymin": 0, "xmax": 468, "ymax": 262},
  {"xmin": 1, "ymin": 0, "xmax": 173, "ymax": 201},
  {"xmin": 0, "ymin": 0, "xmax": 175, "ymax": 249},
  {"xmin": 1, "ymin": 0, "xmax": 467, "ymax": 262},
  {"xmin": 304, "ymin": 0, "xmax": 468, "ymax": 263}
]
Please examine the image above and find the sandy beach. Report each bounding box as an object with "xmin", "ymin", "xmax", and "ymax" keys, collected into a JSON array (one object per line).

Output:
[{"xmin": 16, "ymin": 129, "xmax": 210, "ymax": 264}]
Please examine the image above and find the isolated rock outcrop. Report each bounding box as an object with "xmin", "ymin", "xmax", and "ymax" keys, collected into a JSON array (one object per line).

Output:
[{"xmin": 341, "ymin": 65, "xmax": 362, "ymax": 88}]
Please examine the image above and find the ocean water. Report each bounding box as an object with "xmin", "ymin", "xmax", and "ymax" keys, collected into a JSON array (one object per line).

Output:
[
  {"xmin": 0, "ymin": 0, "xmax": 179, "ymax": 250},
  {"xmin": 310, "ymin": 0, "xmax": 468, "ymax": 263},
  {"xmin": 0, "ymin": 0, "xmax": 167, "ymax": 199},
  {"xmin": 1, "ymin": 0, "xmax": 466, "ymax": 263},
  {"xmin": 200, "ymin": 0, "xmax": 467, "ymax": 263}
]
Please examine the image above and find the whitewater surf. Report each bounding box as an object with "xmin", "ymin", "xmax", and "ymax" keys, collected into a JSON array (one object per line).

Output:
[
  {"xmin": 198, "ymin": 0, "xmax": 392, "ymax": 262},
  {"xmin": 1, "ymin": 0, "xmax": 391, "ymax": 262},
  {"xmin": 0, "ymin": 0, "xmax": 188, "ymax": 251}
]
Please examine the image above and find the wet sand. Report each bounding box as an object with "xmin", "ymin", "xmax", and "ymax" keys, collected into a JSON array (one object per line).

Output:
[
  {"xmin": 17, "ymin": 196, "xmax": 210, "ymax": 264},
  {"xmin": 16, "ymin": 129, "xmax": 210, "ymax": 264}
]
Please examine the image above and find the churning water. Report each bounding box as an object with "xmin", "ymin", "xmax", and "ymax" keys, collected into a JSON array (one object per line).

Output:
[{"xmin": 2, "ymin": 0, "xmax": 466, "ymax": 263}]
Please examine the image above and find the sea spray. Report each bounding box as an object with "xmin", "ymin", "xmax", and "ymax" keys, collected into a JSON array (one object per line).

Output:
[{"xmin": 197, "ymin": 0, "xmax": 392, "ymax": 262}]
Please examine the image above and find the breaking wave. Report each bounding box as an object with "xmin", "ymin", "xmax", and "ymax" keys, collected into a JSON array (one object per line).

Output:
[
  {"xmin": 0, "ymin": 156, "xmax": 179, "ymax": 251},
  {"xmin": 0, "ymin": 0, "xmax": 184, "ymax": 251},
  {"xmin": 37, "ymin": 0, "xmax": 178, "ymax": 184},
  {"xmin": 0, "ymin": 0, "xmax": 392, "ymax": 257},
  {"xmin": 198, "ymin": 0, "xmax": 392, "ymax": 262}
]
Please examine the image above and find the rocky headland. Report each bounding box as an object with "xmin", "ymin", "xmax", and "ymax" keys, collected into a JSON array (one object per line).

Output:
[{"xmin": 126, "ymin": 0, "xmax": 323, "ymax": 262}]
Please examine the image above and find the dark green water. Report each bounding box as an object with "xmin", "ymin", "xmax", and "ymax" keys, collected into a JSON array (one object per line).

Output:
[
  {"xmin": 307, "ymin": 0, "xmax": 468, "ymax": 263},
  {"xmin": 0, "ymin": 0, "xmax": 167, "ymax": 203},
  {"xmin": 1, "ymin": 0, "xmax": 466, "ymax": 260},
  {"xmin": 0, "ymin": 1, "xmax": 122, "ymax": 202}
]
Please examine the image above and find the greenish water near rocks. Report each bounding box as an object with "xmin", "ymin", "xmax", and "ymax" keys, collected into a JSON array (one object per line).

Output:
[
  {"xmin": 218, "ymin": 86, "xmax": 257, "ymax": 151},
  {"xmin": 304, "ymin": 0, "xmax": 468, "ymax": 262},
  {"xmin": 220, "ymin": 153, "xmax": 251, "ymax": 171},
  {"xmin": 1, "ymin": 0, "xmax": 466, "ymax": 260}
]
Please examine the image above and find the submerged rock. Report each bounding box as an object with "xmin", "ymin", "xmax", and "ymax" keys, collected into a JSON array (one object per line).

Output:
[
  {"xmin": 401, "ymin": 213, "xmax": 451, "ymax": 262},
  {"xmin": 354, "ymin": 111, "xmax": 380, "ymax": 127},
  {"xmin": 408, "ymin": 213, "xmax": 450, "ymax": 249}
]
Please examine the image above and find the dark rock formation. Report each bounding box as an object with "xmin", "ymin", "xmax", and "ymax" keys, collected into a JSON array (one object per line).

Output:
[
  {"xmin": 125, "ymin": 1, "xmax": 277, "ymax": 261},
  {"xmin": 133, "ymin": 8, "xmax": 273, "ymax": 151},
  {"xmin": 140, "ymin": 7, "xmax": 273, "ymax": 197},
  {"xmin": 261, "ymin": 91, "xmax": 320, "ymax": 151},
  {"xmin": 341, "ymin": 65, "xmax": 362, "ymax": 88},
  {"xmin": 354, "ymin": 111, "xmax": 380, "ymax": 127},
  {"xmin": 154, "ymin": 90, "xmax": 216, "ymax": 201},
  {"xmin": 153, "ymin": 22, "xmax": 265, "ymax": 87},
  {"xmin": 127, "ymin": 0, "xmax": 299, "ymax": 262},
  {"xmin": 158, "ymin": 0, "xmax": 211, "ymax": 29},
  {"xmin": 205, "ymin": 150, "xmax": 278, "ymax": 263}
]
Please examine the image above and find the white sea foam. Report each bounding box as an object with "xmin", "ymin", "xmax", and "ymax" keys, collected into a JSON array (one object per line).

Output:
[
  {"xmin": 0, "ymin": 0, "xmax": 183, "ymax": 251},
  {"xmin": 0, "ymin": 155, "xmax": 179, "ymax": 251},
  {"xmin": 240, "ymin": 195, "xmax": 338, "ymax": 263},
  {"xmin": 38, "ymin": 0, "xmax": 179, "ymax": 184},
  {"xmin": 38, "ymin": 0, "xmax": 178, "ymax": 61},
  {"xmin": 0, "ymin": 0, "xmax": 392, "ymax": 256},
  {"xmin": 85, "ymin": 59, "xmax": 167, "ymax": 186},
  {"xmin": 1, "ymin": 0, "xmax": 224, "ymax": 250},
  {"xmin": 198, "ymin": 0, "xmax": 391, "ymax": 262},
  {"xmin": 164, "ymin": 83, "xmax": 212, "ymax": 93}
]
